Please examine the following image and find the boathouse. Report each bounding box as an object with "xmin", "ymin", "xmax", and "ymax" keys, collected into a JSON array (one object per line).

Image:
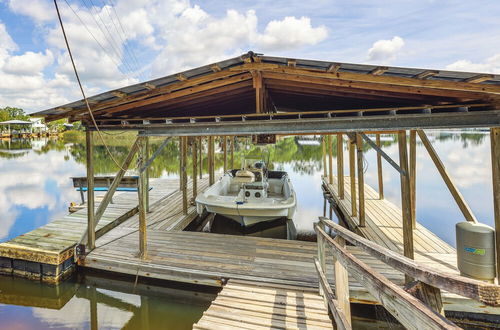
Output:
[{"xmin": 2, "ymin": 51, "xmax": 500, "ymax": 329}]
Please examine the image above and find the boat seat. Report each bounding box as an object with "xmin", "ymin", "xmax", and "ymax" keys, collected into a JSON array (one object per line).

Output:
[{"xmin": 233, "ymin": 169, "xmax": 255, "ymax": 183}]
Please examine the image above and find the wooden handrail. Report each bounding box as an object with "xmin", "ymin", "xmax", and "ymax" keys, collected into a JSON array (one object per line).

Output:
[
  {"xmin": 315, "ymin": 223, "xmax": 460, "ymax": 330},
  {"xmin": 313, "ymin": 258, "xmax": 351, "ymax": 330},
  {"xmin": 319, "ymin": 217, "xmax": 500, "ymax": 306}
]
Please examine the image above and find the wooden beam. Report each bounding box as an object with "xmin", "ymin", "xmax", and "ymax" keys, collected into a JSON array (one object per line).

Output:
[
  {"xmin": 376, "ymin": 134, "xmax": 384, "ymax": 199},
  {"xmin": 230, "ymin": 136, "xmax": 235, "ymax": 169},
  {"xmin": 181, "ymin": 136, "xmax": 188, "ymax": 214},
  {"xmin": 252, "ymin": 71, "xmax": 264, "ymax": 113},
  {"xmin": 356, "ymin": 133, "xmax": 365, "ymax": 227},
  {"xmin": 287, "ymin": 59, "xmax": 297, "ymax": 67},
  {"xmin": 315, "ymin": 224, "xmax": 460, "ymax": 330},
  {"xmin": 209, "ymin": 136, "xmax": 215, "ymax": 185},
  {"xmin": 398, "ymin": 131, "xmax": 414, "ymax": 269},
  {"xmin": 360, "ymin": 133, "xmax": 406, "ymax": 175},
  {"xmin": 333, "ymin": 236, "xmax": 351, "ymax": 326},
  {"xmin": 349, "ymin": 136, "xmax": 357, "ymax": 217},
  {"xmin": 369, "ymin": 66, "xmax": 388, "ymax": 75},
  {"xmin": 176, "ymin": 73, "xmax": 188, "ymax": 81},
  {"xmin": 405, "ymin": 281, "xmax": 444, "ymax": 316},
  {"xmin": 414, "ymin": 70, "xmax": 439, "ymax": 80},
  {"xmin": 491, "ymin": 127, "xmax": 500, "ymax": 280},
  {"xmin": 85, "ymin": 130, "xmax": 95, "ymax": 250},
  {"xmin": 337, "ymin": 133, "xmax": 344, "ymax": 199},
  {"xmin": 409, "ymin": 130, "xmax": 417, "ymax": 228},
  {"xmin": 417, "ymin": 129, "xmax": 478, "ymax": 223},
  {"xmin": 223, "ymin": 136, "xmax": 227, "ymax": 172},
  {"xmin": 138, "ymin": 137, "xmax": 148, "ymax": 259},
  {"xmin": 313, "ymin": 258, "xmax": 351, "ymax": 329},
  {"xmin": 320, "ymin": 218, "xmax": 500, "ymax": 307},
  {"xmin": 210, "ymin": 64, "xmax": 221, "ymax": 72},
  {"xmin": 328, "ymin": 135, "xmax": 333, "ymax": 184},
  {"xmin": 143, "ymin": 83, "xmax": 156, "ymax": 90},
  {"xmin": 139, "ymin": 138, "xmax": 170, "ymax": 173},
  {"xmin": 464, "ymin": 74, "xmax": 494, "ymax": 83},
  {"xmin": 192, "ymin": 137, "xmax": 198, "ymax": 200},
  {"xmin": 145, "ymin": 137, "xmax": 150, "ymax": 213},
  {"xmin": 199, "ymin": 136, "xmax": 203, "ymax": 179},
  {"xmin": 322, "ymin": 135, "xmax": 327, "ymax": 178},
  {"xmin": 111, "ymin": 91, "xmax": 127, "ymax": 98},
  {"xmin": 327, "ymin": 62, "xmax": 341, "ymax": 73}
]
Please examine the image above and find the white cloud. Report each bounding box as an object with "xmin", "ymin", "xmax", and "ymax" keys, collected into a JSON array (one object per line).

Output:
[
  {"xmin": 256, "ymin": 16, "xmax": 328, "ymax": 51},
  {"xmin": 367, "ymin": 36, "xmax": 405, "ymax": 63},
  {"xmin": 446, "ymin": 53, "xmax": 500, "ymax": 74},
  {"xmin": 3, "ymin": 50, "xmax": 54, "ymax": 75},
  {"xmin": 7, "ymin": 0, "xmax": 54, "ymax": 23}
]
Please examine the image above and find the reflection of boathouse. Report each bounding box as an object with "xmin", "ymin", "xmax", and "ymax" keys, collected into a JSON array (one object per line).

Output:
[{"xmin": 2, "ymin": 52, "xmax": 500, "ymax": 328}]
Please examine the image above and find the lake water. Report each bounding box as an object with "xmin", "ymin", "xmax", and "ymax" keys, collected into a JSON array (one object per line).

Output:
[{"xmin": 0, "ymin": 130, "xmax": 494, "ymax": 329}]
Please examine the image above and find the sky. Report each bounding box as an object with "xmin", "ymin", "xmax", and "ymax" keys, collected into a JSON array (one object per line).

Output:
[{"xmin": 0, "ymin": 0, "xmax": 499, "ymax": 113}]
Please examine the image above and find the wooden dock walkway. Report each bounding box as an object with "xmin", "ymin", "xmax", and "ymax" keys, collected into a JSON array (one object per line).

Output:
[
  {"xmin": 0, "ymin": 177, "xmax": 209, "ymax": 282},
  {"xmin": 323, "ymin": 176, "xmax": 458, "ymax": 270},
  {"xmin": 193, "ymin": 280, "xmax": 333, "ymax": 329}
]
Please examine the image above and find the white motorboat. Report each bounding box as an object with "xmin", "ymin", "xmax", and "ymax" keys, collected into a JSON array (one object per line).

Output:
[{"xmin": 195, "ymin": 159, "xmax": 296, "ymax": 226}]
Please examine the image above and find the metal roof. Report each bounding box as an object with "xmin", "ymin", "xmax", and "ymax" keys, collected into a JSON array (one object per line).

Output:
[
  {"xmin": 32, "ymin": 51, "xmax": 500, "ymax": 119},
  {"xmin": 0, "ymin": 120, "xmax": 33, "ymax": 125}
]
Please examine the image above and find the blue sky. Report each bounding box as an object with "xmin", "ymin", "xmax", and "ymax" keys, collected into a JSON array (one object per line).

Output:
[{"xmin": 0, "ymin": 0, "xmax": 499, "ymax": 113}]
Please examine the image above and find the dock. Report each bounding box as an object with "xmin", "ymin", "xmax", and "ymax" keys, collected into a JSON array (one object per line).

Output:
[{"xmin": 0, "ymin": 177, "xmax": 209, "ymax": 282}]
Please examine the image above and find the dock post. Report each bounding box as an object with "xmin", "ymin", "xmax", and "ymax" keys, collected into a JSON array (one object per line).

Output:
[
  {"xmin": 86, "ymin": 130, "xmax": 95, "ymax": 250},
  {"xmin": 181, "ymin": 136, "xmax": 188, "ymax": 215},
  {"xmin": 328, "ymin": 134, "xmax": 333, "ymax": 184},
  {"xmin": 376, "ymin": 134, "xmax": 384, "ymax": 199},
  {"xmin": 334, "ymin": 236, "xmax": 351, "ymax": 326},
  {"xmin": 356, "ymin": 133, "xmax": 365, "ymax": 227},
  {"xmin": 192, "ymin": 137, "xmax": 198, "ymax": 199},
  {"xmin": 90, "ymin": 286, "xmax": 98, "ymax": 330},
  {"xmin": 199, "ymin": 136, "xmax": 203, "ymax": 179},
  {"xmin": 409, "ymin": 130, "xmax": 416, "ymax": 228},
  {"xmin": 337, "ymin": 133, "xmax": 344, "ymax": 199},
  {"xmin": 209, "ymin": 136, "xmax": 215, "ymax": 185},
  {"xmin": 138, "ymin": 137, "xmax": 148, "ymax": 259},
  {"xmin": 145, "ymin": 137, "xmax": 150, "ymax": 213},
  {"xmin": 490, "ymin": 127, "xmax": 500, "ymax": 280},
  {"xmin": 223, "ymin": 135, "xmax": 227, "ymax": 173},
  {"xmin": 230, "ymin": 136, "xmax": 235, "ymax": 169},
  {"xmin": 322, "ymin": 135, "xmax": 327, "ymax": 178},
  {"xmin": 349, "ymin": 136, "xmax": 357, "ymax": 217},
  {"xmin": 398, "ymin": 131, "xmax": 414, "ymax": 273}
]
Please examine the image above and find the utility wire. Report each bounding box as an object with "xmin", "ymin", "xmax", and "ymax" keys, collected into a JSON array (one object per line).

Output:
[{"xmin": 54, "ymin": 0, "xmax": 126, "ymax": 171}]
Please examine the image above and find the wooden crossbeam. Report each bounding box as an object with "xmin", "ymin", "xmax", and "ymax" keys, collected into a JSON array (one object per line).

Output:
[
  {"xmin": 176, "ymin": 73, "xmax": 188, "ymax": 81},
  {"xmin": 143, "ymin": 83, "xmax": 156, "ymax": 90},
  {"xmin": 414, "ymin": 70, "xmax": 439, "ymax": 80},
  {"xmin": 287, "ymin": 59, "xmax": 297, "ymax": 67},
  {"xmin": 369, "ymin": 66, "xmax": 388, "ymax": 75},
  {"xmin": 464, "ymin": 74, "xmax": 494, "ymax": 83},
  {"xmin": 111, "ymin": 91, "xmax": 127, "ymax": 98},
  {"xmin": 210, "ymin": 64, "xmax": 221, "ymax": 72},
  {"xmin": 326, "ymin": 62, "xmax": 341, "ymax": 73}
]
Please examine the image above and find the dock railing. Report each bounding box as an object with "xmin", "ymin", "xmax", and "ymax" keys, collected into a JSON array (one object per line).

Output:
[{"xmin": 314, "ymin": 216, "xmax": 500, "ymax": 330}]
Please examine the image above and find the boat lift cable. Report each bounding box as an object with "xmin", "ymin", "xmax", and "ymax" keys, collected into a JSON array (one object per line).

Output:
[{"xmin": 54, "ymin": 0, "xmax": 126, "ymax": 171}]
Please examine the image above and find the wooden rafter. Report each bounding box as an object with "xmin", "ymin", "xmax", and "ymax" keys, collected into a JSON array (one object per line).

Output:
[
  {"xmin": 464, "ymin": 74, "xmax": 494, "ymax": 83},
  {"xmin": 369, "ymin": 66, "xmax": 388, "ymax": 75},
  {"xmin": 143, "ymin": 83, "xmax": 156, "ymax": 90},
  {"xmin": 327, "ymin": 63, "xmax": 341, "ymax": 73},
  {"xmin": 414, "ymin": 70, "xmax": 439, "ymax": 80},
  {"xmin": 176, "ymin": 73, "xmax": 188, "ymax": 81}
]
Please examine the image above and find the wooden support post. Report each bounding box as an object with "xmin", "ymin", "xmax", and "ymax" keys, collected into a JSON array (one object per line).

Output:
[
  {"xmin": 356, "ymin": 134, "xmax": 365, "ymax": 227},
  {"xmin": 491, "ymin": 127, "xmax": 500, "ymax": 280},
  {"xmin": 252, "ymin": 71, "xmax": 264, "ymax": 113},
  {"xmin": 145, "ymin": 137, "xmax": 150, "ymax": 213},
  {"xmin": 192, "ymin": 137, "xmax": 198, "ymax": 199},
  {"xmin": 337, "ymin": 133, "xmax": 344, "ymax": 199},
  {"xmin": 349, "ymin": 136, "xmax": 357, "ymax": 217},
  {"xmin": 417, "ymin": 130, "xmax": 478, "ymax": 223},
  {"xmin": 405, "ymin": 281, "xmax": 444, "ymax": 316},
  {"xmin": 223, "ymin": 135, "xmax": 227, "ymax": 172},
  {"xmin": 230, "ymin": 136, "xmax": 235, "ymax": 169},
  {"xmin": 86, "ymin": 130, "xmax": 95, "ymax": 250},
  {"xmin": 398, "ymin": 131, "xmax": 414, "ymax": 272},
  {"xmin": 209, "ymin": 136, "xmax": 215, "ymax": 185},
  {"xmin": 328, "ymin": 134, "xmax": 333, "ymax": 184},
  {"xmin": 322, "ymin": 135, "xmax": 327, "ymax": 178},
  {"xmin": 199, "ymin": 136, "xmax": 203, "ymax": 179},
  {"xmin": 334, "ymin": 236, "xmax": 352, "ymax": 326},
  {"xmin": 90, "ymin": 286, "xmax": 98, "ymax": 330},
  {"xmin": 138, "ymin": 137, "xmax": 148, "ymax": 259},
  {"xmin": 181, "ymin": 136, "xmax": 188, "ymax": 215},
  {"xmin": 376, "ymin": 134, "xmax": 384, "ymax": 199},
  {"xmin": 409, "ymin": 130, "xmax": 416, "ymax": 228}
]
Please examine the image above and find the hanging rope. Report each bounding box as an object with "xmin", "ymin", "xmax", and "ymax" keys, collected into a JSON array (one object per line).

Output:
[{"xmin": 54, "ymin": 0, "xmax": 126, "ymax": 171}]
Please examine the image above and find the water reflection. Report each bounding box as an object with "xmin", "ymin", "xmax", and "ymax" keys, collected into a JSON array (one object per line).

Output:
[{"xmin": 0, "ymin": 274, "xmax": 215, "ymax": 329}]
